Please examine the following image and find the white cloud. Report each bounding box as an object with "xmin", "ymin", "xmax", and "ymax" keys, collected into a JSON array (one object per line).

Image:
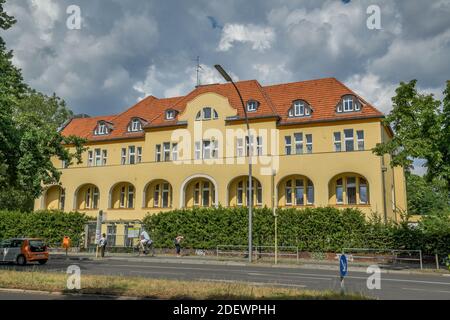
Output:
[
  {"xmin": 252, "ymin": 63, "xmax": 292, "ymax": 83},
  {"xmin": 29, "ymin": 0, "xmax": 61, "ymax": 42},
  {"xmin": 345, "ymin": 73, "xmax": 397, "ymax": 113},
  {"xmin": 218, "ymin": 23, "xmax": 275, "ymax": 52}
]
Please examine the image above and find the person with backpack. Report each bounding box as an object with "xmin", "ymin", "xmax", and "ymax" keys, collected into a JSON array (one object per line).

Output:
[
  {"xmin": 174, "ymin": 235, "xmax": 184, "ymax": 257},
  {"xmin": 98, "ymin": 233, "xmax": 107, "ymax": 258}
]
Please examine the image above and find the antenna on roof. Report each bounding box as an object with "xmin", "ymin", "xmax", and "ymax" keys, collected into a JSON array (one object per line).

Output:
[{"xmin": 194, "ymin": 56, "xmax": 203, "ymax": 87}]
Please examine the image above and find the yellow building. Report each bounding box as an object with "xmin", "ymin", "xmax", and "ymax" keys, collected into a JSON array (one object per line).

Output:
[{"xmin": 35, "ymin": 77, "xmax": 407, "ymax": 247}]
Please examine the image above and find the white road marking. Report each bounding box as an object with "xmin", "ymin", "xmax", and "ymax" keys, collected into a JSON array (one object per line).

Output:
[
  {"xmin": 199, "ymin": 278, "xmax": 307, "ymax": 288},
  {"xmin": 247, "ymin": 272, "xmax": 331, "ymax": 281},
  {"xmin": 402, "ymin": 287, "xmax": 450, "ymax": 294},
  {"xmin": 129, "ymin": 270, "xmax": 184, "ymax": 276}
]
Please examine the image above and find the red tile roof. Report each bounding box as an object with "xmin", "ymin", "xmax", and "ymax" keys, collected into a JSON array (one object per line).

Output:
[{"xmin": 61, "ymin": 77, "xmax": 384, "ymax": 141}]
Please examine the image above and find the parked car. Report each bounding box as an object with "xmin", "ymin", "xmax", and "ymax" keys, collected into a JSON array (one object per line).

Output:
[{"xmin": 0, "ymin": 238, "xmax": 49, "ymax": 265}]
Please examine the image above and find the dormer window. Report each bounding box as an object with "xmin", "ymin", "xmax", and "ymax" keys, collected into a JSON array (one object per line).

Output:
[
  {"xmin": 288, "ymin": 100, "xmax": 312, "ymax": 118},
  {"xmin": 128, "ymin": 118, "xmax": 142, "ymax": 132},
  {"xmin": 196, "ymin": 107, "xmax": 219, "ymax": 121},
  {"xmin": 246, "ymin": 100, "xmax": 259, "ymax": 112},
  {"xmin": 165, "ymin": 109, "xmax": 177, "ymax": 120},
  {"xmin": 94, "ymin": 121, "xmax": 110, "ymax": 136},
  {"xmin": 337, "ymin": 95, "xmax": 362, "ymax": 113}
]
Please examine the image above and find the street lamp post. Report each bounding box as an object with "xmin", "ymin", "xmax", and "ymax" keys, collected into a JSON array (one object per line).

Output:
[{"xmin": 214, "ymin": 64, "xmax": 253, "ymax": 263}]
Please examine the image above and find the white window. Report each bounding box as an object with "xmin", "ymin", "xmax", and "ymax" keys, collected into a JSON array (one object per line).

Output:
[
  {"xmin": 102, "ymin": 150, "xmax": 107, "ymax": 165},
  {"xmin": 128, "ymin": 146, "xmax": 136, "ymax": 165},
  {"xmin": 344, "ymin": 129, "xmax": 354, "ymax": 151},
  {"xmin": 343, "ymin": 97, "xmax": 354, "ymax": 112},
  {"xmin": 357, "ymin": 130, "xmax": 364, "ymax": 150},
  {"xmin": 285, "ymin": 180, "xmax": 292, "ymax": 206},
  {"xmin": 194, "ymin": 182, "xmax": 200, "ymax": 206},
  {"xmin": 285, "ymin": 136, "xmax": 292, "ymax": 155},
  {"xmin": 306, "ymin": 134, "xmax": 313, "ymax": 153},
  {"xmin": 211, "ymin": 140, "xmax": 219, "ymax": 159},
  {"xmin": 294, "ymin": 179, "xmax": 304, "ymax": 205},
  {"xmin": 120, "ymin": 186, "xmax": 126, "ymax": 208},
  {"xmin": 162, "ymin": 183, "xmax": 170, "ymax": 208},
  {"xmin": 163, "ymin": 143, "xmax": 171, "ymax": 161},
  {"xmin": 88, "ymin": 151, "xmax": 93, "ymax": 167},
  {"xmin": 129, "ymin": 119, "xmax": 142, "ymax": 132},
  {"xmin": 294, "ymin": 101, "xmax": 304, "ymax": 116},
  {"xmin": 256, "ymin": 181, "xmax": 262, "ymax": 205},
  {"xmin": 155, "ymin": 145, "xmax": 161, "ymax": 162},
  {"xmin": 94, "ymin": 149, "xmax": 101, "ymax": 166},
  {"xmin": 294, "ymin": 133, "xmax": 303, "ymax": 154},
  {"xmin": 202, "ymin": 182, "xmax": 210, "ymax": 207},
  {"xmin": 256, "ymin": 136, "xmax": 263, "ymax": 156},
  {"xmin": 236, "ymin": 138, "xmax": 244, "ymax": 157},
  {"xmin": 247, "ymin": 101, "xmax": 258, "ymax": 112},
  {"xmin": 347, "ymin": 177, "xmax": 357, "ymax": 205},
  {"xmin": 245, "ymin": 136, "xmax": 254, "ymax": 157},
  {"xmin": 359, "ymin": 178, "xmax": 368, "ymax": 204},
  {"xmin": 194, "ymin": 142, "xmax": 201, "ymax": 160},
  {"xmin": 93, "ymin": 187, "xmax": 99, "ymax": 209},
  {"xmin": 59, "ymin": 189, "xmax": 65, "ymax": 210},
  {"xmin": 137, "ymin": 147, "xmax": 142, "ymax": 163},
  {"xmin": 203, "ymin": 107, "xmax": 212, "ymax": 120},
  {"xmin": 203, "ymin": 140, "xmax": 211, "ymax": 159},
  {"xmin": 154, "ymin": 184, "xmax": 160, "ymax": 207},
  {"xmin": 237, "ymin": 181, "xmax": 243, "ymax": 206},
  {"xmin": 85, "ymin": 188, "xmax": 91, "ymax": 208},
  {"xmin": 166, "ymin": 110, "xmax": 175, "ymax": 120},
  {"xmin": 213, "ymin": 109, "xmax": 219, "ymax": 119},
  {"xmin": 334, "ymin": 132, "xmax": 342, "ymax": 152},
  {"xmin": 307, "ymin": 180, "xmax": 314, "ymax": 205},
  {"xmin": 336, "ymin": 178, "xmax": 343, "ymax": 204},
  {"xmin": 127, "ymin": 186, "xmax": 134, "ymax": 208},
  {"xmin": 95, "ymin": 122, "xmax": 108, "ymax": 135},
  {"xmin": 172, "ymin": 143, "xmax": 178, "ymax": 161},
  {"xmin": 121, "ymin": 148, "xmax": 126, "ymax": 165}
]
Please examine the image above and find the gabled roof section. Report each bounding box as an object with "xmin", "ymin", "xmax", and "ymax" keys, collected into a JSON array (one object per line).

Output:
[
  {"xmin": 61, "ymin": 77, "xmax": 384, "ymax": 141},
  {"xmin": 262, "ymin": 77, "xmax": 383, "ymax": 125}
]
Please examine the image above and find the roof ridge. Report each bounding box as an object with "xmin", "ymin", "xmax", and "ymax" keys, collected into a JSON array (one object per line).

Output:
[
  {"xmin": 262, "ymin": 77, "xmax": 337, "ymax": 89},
  {"xmin": 255, "ymin": 80, "xmax": 278, "ymax": 116}
]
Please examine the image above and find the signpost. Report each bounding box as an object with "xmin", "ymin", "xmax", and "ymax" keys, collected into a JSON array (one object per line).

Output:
[
  {"xmin": 95, "ymin": 210, "xmax": 103, "ymax": 258},
  {"xmin": 339, "ymin": 254, "xmax": 348, "ymax": 294}
]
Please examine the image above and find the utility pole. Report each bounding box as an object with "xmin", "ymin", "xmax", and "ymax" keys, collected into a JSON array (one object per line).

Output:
[
  {"xmin": 272, "ymin": 169, "xmax": 278, "ymax": 264},
  {"xmin": 195, "ymin": 56, "xmax": 202, "ymax": 87}
]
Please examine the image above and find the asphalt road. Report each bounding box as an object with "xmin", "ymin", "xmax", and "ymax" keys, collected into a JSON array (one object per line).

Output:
[{"xmin": 1, "ymin": 257, "xmax": 449, "ymax": 300}]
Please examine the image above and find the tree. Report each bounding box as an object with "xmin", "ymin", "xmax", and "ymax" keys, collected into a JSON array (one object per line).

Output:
[
  {"xmin": 373, "ymin": 80, "xmax": 450, "ymax": 195},
  {"xmin": 0, "ymin": 1, "xmax": 85, "ymax": 211},
  {"xmin": 405, "ymin": 173, "xmax": 448, "ymax": 215}
]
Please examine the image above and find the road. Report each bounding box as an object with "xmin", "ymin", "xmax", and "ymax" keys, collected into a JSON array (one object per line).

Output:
[{"xmin": 1, "ymin": 257, "xmax": 449, "ymax": 300}]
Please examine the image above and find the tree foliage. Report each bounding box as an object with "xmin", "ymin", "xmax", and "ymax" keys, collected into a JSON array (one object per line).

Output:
[
  {"xmin": 0, "ymin": 2, "xmax": 85, "ymax": 211},
  {"xmin": 373, "ymin": 80, "xmax": 450, "ymax": 194},
  {"xmin": 405, "ymin": 173, "xmax": 448, "ymax": 215}
]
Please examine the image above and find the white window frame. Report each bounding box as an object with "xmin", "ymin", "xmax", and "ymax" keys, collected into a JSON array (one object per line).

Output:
[
  {"xmin": 128, "ymin": 146, "xmax": 136, "ymax": 165},
  {"xmin": 102, "ymin": 150, "xmax": 107, "ymax": 165},
  {"xmin": 285, "ymin": 136, "xmax": 292, "ymax": 155},
  {"xmin": 172, "ymin": 143, "xmax": 178, "ymax": 161},
  {"xmin": 127, "ymin": 186, "xmax": 134, "ymax": 208},
  {"xmin": 256, "ymin": 136, "xmax": 263, "ymax": 156},
  {"xmin": 344, "ymin": 129, "xmax": 354, "ymax": 152},
  {"xmin": 88, "ymin": 151, "xmax": 93, "ymax": 167},
  {"xmin": 121, "ymin": 148, "xmax": 127, "ymax": 165},
  {"xmin": 137, "ymin": 147, "xmax": 142, "ymax": 163},
  {"xmin": 359, "ymin": 178, "xmax": 368, "ymax": 204},
  {"xmin": 343, "ymin": 97, "xmax": 354, "ymax": 112},
  {"xmin": 130, "ymin": 119, "xmax": 141, "ymax": 132},
  {"xmin": 203, "ymin": 107, "xmax": 212, "ymax": 120},
  {"xmin": 294, "ymin": 101, "xmax": 304, "ymax": 116},
  {"xmin": 155, "ymin": 144, "xmax": 161, "ymax": 162},
  {"xmin": 305, "ymin": 134, "xmax": 313, "ymax": 154},
  {"xmin": 211, "ymin": 140, "xmax": 219, "ymax": 159},
  {"xmin": 120, "ymin": 186, "xmax": 126, "ymax": 208},
  {"xmin": 294, "ymin": 133, "xmax": 303, "ymax": 155},
  {"xmin": 163, "ymin": 142, "xmax": 170, "ymax": 162},
  {"xmin": 95, "ymin": 122, "xmax": 108, "ymax": 135},
  {"xmin": 194, "ymin": 142, "xmax": 201, "ymax": 160},
  {"xmin": 162, "ymin": 183, "xmax": 170, "ymax": 208},
  {"xmin": 247, "ymin": 101, "xmax": 258, "ymax": 112},
  {"xmin": 336, "ymin": 178, "xmax": 344, "ymax": 204},
  {"xmin": 334, "ymin": 132, "xmax": 342, "ymax": 152},
  {"xmin": 92, "ymin": 187, "xmax": 99, "ymax": 209},
  {"xmin": 357, "ymin": 130, "xmax": 364, "ymax": 151},
  {"xmin": 85, "ymin": 188, "xmax": 91, "ymax": 209},
  {"xmin": 94, "ymin": 148, "xmax": 101, "ymax": 166},
  {"xmin": 285, "ymin": 180, "xmax": 292, "ymax": 206},
  {"xmin": 154, "ymin": 184, "xmax": 160, "ymax": 208},
  {"xmin": 202, "ymin": 140, "xmax": 211, "ymax": 159},
  {"xmin": 236, "ymin": 138, "xmax": 244, "ymax": 157},
  {"xmin": 294, "ymin": 179, "xmax": 304, "ymax": 206},
  {"xmin": 165, "ymin": 110, "xmax": 175, "ymax": 120},
  {"xmin": 237, "ymin": 181, "xmax": 244, "ymax": 206}
]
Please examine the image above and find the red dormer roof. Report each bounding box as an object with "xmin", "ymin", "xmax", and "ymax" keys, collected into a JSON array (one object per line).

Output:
[{"xmin": 61, "ymin": 77, "xmax": 384, "ymax": 141}]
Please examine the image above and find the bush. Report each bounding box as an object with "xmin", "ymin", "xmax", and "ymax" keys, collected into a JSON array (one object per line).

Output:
[
  {"xmin": 0, "ymin": 210, "xmax": 88, "ymax": 245},
  {"xmin": 143, "ymin": 207, "xmax": 450, "ymax": 255}
]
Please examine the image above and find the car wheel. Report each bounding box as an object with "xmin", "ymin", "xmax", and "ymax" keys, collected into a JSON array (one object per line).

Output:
[
  {"xmin": 38, "ymin": 260, "xmax": 47, "ymax": 265},
  {"xmin": 16, "ymin": 255, "xmax": 27, "ymax": 266}
]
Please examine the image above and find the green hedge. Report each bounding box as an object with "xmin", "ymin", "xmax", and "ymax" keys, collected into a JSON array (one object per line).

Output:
[
  {"xmin": 143, "ymin": 207, "xmax": 450, "ymax": 255},
  {"xmin": 0, "ymin": 210, "xmax": 88, "ymax": 245}
]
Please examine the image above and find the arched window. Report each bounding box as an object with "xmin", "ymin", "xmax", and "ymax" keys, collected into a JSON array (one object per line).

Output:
[
  {"xmin": 127, "ymin": 118, "xmax": 143, "ymax": 132},
  {"xmin": 110, "ymin": 182, "xmax": 135, "ymax": 209},
  {"xmin": 228, "ymin": 177, "xmax": 263, "ymax": 207},
  {"xmin": 196, "ymin": 107, "xmax": 219, "ymax": 121},
  {"xmin": 144, "ymin": 180, "xmax": 173, "ymax": 208},
  {"xmin": 279, "ymin": 176, "xmax": 314, "ymax": 206},
  {"xmin": 165, "ymin": 109, "xmax": 177, "ymax": 120},
  {"xmin": 336, "ymin": 95, "xmax": 362, "ymax": 113},
  {"xmin": 288, "ymin": 100, "xmax": 312, "ymax": 117},
  {"xmin": 75, "ymin": 184, "xmax": 100, "ymax": 210},
  {"xmin": 94, "ymin": 121, "xmax": 111, "ymax": 135},
  {"xmin": 330, "ymin": 175, "xmax": 369, "ymax": 205}
]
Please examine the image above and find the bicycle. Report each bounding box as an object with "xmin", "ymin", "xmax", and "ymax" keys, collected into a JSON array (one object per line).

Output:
[{"xmin": 136, "ymin": 240, "xmax": 155, "ymax": 257}]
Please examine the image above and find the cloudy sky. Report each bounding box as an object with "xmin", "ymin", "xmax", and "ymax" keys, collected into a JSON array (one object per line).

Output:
[{"xmin": 3, "ymin": 0, "xmax": 450, "ymax": 119}]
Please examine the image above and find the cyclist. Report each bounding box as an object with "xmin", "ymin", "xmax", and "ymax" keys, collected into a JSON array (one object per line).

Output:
[{"xmin": 139, "ymin": 230, "xmax": 154, "ymax": 256}]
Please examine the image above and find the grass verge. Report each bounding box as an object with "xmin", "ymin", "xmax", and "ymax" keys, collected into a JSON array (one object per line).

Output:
[{"xmin": 0, "ymin": 269, "xmax": 369, "ymax": 300}]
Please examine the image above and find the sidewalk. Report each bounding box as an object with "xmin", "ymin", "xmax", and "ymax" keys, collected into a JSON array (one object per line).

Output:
[{"xmin": 50, "ymin": 252, "xmax": 450, "ymax": 276}]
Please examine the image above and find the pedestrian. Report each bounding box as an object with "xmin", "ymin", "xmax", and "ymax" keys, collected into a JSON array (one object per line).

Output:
[
  {"xmin": 99, "ymin": 233, "xmax": 107, "ymax": 258},
  {"xmin": 174, "ymin": 235, "xmax": 184, "ymax": 257},
  {"xmin": 139, "ymin": 229, "xmax": 154, "ymax": 256}
]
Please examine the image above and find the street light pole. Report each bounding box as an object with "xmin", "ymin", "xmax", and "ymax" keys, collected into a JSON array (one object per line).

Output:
[{"xmin": 214, "ymin": 64, "xmax": 253, "ymax": 263}]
